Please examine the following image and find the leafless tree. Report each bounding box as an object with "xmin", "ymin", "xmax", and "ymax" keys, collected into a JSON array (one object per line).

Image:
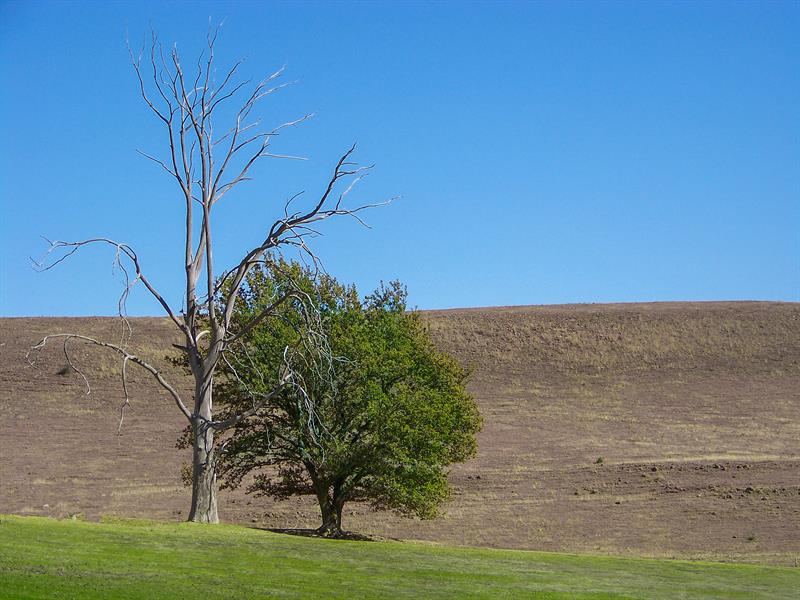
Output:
[{"xmin": 27, "ymin": 27, "xmax": 386, "ymax": 523}]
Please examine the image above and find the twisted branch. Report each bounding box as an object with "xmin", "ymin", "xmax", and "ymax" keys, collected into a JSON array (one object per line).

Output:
[{"xmin": 27, "ymin": 333, "xmax": 192, "ymax": 424}]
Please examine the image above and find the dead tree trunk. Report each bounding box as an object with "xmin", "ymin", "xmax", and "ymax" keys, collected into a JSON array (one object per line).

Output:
[
  {"xmin": 188, "ymin": 379, "xmax": 218, "ymax": 523},
  {"xmin": 188, "ymin": 420, "xmax": 218, "ymax": 523}
]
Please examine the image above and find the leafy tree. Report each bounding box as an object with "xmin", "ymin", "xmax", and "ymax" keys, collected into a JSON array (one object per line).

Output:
[{"xmin": 216, "ymin": 261, "xmax": 482, "ymax": 537}]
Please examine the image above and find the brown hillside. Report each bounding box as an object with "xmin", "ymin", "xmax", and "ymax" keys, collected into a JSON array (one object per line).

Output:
[{"xmin": 1, "ymin": 302, "xmax": 798, "ymax": 564}]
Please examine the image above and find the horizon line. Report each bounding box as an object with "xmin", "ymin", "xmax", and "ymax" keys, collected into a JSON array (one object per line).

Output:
[{"xmin": 3, "ymin": 299, "xmax": 798, "ymax": 319}]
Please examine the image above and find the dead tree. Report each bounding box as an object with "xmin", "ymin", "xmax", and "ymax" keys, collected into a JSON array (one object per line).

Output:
[{"xmin": 28, "ymin": 28, "xmax": 385, "ymax": 524}]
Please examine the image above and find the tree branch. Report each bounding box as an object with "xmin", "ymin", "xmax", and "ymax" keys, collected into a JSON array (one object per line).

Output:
[
  {"xmin": 33, "ymin": 238, "xmax": 186, "ymax": 336},
  {"xmin": 210, "ymin": 378, "xmax": 287, "ymax": 431},
  {"xmin": 217, "ymin": 145, "xmax": 389, "ymax": 333},
  {"xmin": 27, "ymin": 333, "xmax": 192, "ymax": 422},
  {"xmin": 224, "ymin": 288, "xmax": 297, "ymax": 345}
]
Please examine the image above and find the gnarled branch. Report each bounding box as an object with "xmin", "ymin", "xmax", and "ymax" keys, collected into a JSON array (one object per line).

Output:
[
  {"xmin": 27, "ymin": 333, "xmax": 192, "ymax": 424},
  {"xmin": 33, "ymin": 237, "xmax": 186, "ymax": 336}
]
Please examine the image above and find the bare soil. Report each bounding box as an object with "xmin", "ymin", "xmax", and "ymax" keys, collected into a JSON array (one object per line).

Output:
[{"xmin": 1, "ymin": 302, "xmax": 798, "ymax": 564}]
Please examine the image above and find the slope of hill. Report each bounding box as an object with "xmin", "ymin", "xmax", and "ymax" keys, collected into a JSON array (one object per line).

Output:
[
  {"xmin": 1, "ymin": 302, "xmax": 798, "ymax": 564},
  {"xmin": 3, "ymin": 515, "xmax": 798, "ymax": 599}
]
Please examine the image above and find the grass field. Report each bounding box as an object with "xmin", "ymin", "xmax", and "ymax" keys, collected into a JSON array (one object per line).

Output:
[{"xmin": 0, "ymin": 516, "xmax": 797, "ymax": 599}]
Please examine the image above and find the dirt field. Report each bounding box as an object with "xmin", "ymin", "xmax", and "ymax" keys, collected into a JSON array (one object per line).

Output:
[{"xmin": 1, "ymin": 302, "xmax": 798, "ymax": 564}]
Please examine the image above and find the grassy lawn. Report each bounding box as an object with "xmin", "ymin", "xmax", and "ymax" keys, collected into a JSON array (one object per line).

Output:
[{"xmin": 0, "ymin": 515, "xmax": 797, "ymax": 599}]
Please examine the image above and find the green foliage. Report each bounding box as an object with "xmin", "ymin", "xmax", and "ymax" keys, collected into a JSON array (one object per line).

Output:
[{"xmin": 215, "ymin": 260, "xmax": 482, "ymax": 533}]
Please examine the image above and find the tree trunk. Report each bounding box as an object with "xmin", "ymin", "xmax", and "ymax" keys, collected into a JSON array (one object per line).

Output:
[
  {"xmin": 315, "ymin": 483, "xmax": 345, "ymax": 537},
  {"xmin": 187, "ymin": 377, "xmax": 219, "ymax": 524}
]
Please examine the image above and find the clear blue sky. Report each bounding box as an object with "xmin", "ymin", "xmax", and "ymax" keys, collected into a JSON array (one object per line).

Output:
[{"xmin": 1, "ymin": 0, "xmax": 798, "ymax": 316}]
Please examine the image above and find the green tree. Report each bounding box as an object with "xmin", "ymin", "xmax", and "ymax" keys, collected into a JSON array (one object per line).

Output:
[{"xmin": 216, "ymin": 261, "xmax": 482, "ymax": 537}]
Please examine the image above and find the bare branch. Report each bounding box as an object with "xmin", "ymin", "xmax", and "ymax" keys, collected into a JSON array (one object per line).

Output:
[
  {"xmin": 128, "ymin": 36, "xmax": 170, "ymax": 125},
  {"xmin": 135, "ymin": 148, "xmax": 180, "ymax": 180},
  {"xmin": 216, "ymin": 145, "xmax": 387, "ymax": 334},
  {"xmin": 210, "ymin": 113, "xmax": 313, "ymax": 205},
  {"xmin": 63, "ymin": 336, "xmax": 90, "ymax": 394},
  {"xmin": 27, "ymin": 333, "xmax": 192, "ymax": 422},
  {"xmin": 118, "ymin": 355, "xmax": 132, "ymax": 434},
  {"xmin": 33, "ymin": 238, "xmax": 186, "ymax": 335}
]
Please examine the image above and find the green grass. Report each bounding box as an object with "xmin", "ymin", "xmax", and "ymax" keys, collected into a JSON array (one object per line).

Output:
[{"xmin": 0, "ymin": 516, "xmax": 797, "ymax": 599}]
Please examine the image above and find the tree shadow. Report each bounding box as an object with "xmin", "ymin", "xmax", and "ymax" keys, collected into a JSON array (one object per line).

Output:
[{"xmin": 255, "ymin": 527, "xmax": 379, "ymax": 542}]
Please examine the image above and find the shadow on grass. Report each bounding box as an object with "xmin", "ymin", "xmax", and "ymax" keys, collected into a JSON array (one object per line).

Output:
[{"xmin": 256, "ymin": 527, "xmax": 380, "ymax": 542}]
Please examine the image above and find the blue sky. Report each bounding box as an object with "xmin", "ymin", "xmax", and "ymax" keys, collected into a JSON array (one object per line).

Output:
[{"xmin": 1, "ymin": 0, "xmax": 798, "ymax": 316}]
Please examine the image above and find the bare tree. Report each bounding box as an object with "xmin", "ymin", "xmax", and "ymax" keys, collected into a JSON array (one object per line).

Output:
[{"xmin": 27, "ymin": 28, "xmax": 385, "ymax": 523}]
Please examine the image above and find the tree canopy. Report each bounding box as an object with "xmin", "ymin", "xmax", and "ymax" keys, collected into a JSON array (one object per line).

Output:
[{"xmin": 216, "ymin": 260, "xmax": 482, "ymax": 536}]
